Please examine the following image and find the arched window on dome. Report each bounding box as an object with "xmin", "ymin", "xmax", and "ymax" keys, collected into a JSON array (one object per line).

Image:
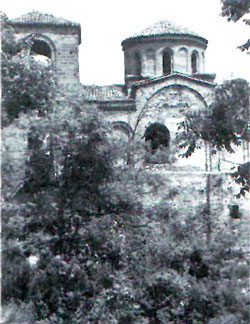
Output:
[
  {"xmin": 191, "ymin": 51, "xmax": 199, "ymax": 74},
  {"xmin": 163, "ymin": 48, "xmax": 173, "ymax": 75},
  {"xmin": 134, "ymin": 52, "xmax": 141, "ymax": 75}
]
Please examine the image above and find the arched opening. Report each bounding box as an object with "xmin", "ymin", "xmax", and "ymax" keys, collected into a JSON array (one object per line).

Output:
[
  {"xmin": 163, "ymin": 49, "xmax": 173, "ymax": 74},
  {"xmin": 112, "ymin": 121, "xmax": 132, "ymax": 141},
  {"xmin": 134, "ymin": 52, "xmax": 141, "ymax": 75},
  {"xmin": 30, "ymin": 39, "xmax": 52, "ymax": 67},
  {"xmin": 31, "ymin": 39, "xmax": 51, "ymax": 58},
  {"xmin": 144, "ymin": 122, "xmax": 170, "ymax": 153},
  {"xmin": 112, "ymin": 122, "xmax": 132, "ymax": 165},
  {"xmin": 191, "ymin": 51, "xmax": 198, "ymax": 73}
]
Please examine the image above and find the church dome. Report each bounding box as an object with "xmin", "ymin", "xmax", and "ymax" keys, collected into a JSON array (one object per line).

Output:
[
  {"xmin": 133, "ymin": 20, "xmax": 205, "ymax": 40},
  {"xmin": 122, "ymin": 20, "xmax": 207, "ymax": 45},
  {"xmin": 122, "ymin": 20, "xmax": 208, "ymax": 81}
]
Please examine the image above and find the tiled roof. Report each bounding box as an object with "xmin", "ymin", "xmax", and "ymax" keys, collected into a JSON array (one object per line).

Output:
[
  {"xmin": 81, "ymin": 85, "xmax": 131, "ymax": 101},
  {"xmin": 10, "ymin": 11, "xmax": 80, "ymax": 27},
  {"xmin": 123, "ymin": 20, "xmax": 207, "ymax": 43}
]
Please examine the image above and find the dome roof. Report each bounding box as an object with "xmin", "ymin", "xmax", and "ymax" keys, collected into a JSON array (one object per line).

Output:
[
  {"xmin": 10, "ymin": 11, "xmax": 80, "ymax": 27},
  {"xmin": 123, "ymin": 20, "xmax": 207, "ymax": 44}
]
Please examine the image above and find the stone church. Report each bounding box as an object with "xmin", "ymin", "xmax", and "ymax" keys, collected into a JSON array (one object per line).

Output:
[{"xmin": 8, "ymin": 11, "xmax": 247, "ymax": 171}]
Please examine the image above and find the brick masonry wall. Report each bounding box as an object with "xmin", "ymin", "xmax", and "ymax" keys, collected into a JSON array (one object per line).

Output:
[
  {"xmin": 13, "ymin": 25, "xmax": 80, "ymax": 88},
  {"xmin": 123, "ymin": 37, "xmax": 206, "ymax": 78},
  {"xmin": 127, "ymin": 80, "xmax": 214, "ymax": 170}
]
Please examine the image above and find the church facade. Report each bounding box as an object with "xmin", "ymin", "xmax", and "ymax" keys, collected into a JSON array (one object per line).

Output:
[{"xmin": 8, "ymin": 11, "xmax": 247, "ymax": 171}]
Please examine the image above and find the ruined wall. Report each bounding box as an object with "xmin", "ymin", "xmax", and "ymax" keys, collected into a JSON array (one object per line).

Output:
[{"xmin": 13, "ymin": 25, "xmax": 80, "ymax": 88}]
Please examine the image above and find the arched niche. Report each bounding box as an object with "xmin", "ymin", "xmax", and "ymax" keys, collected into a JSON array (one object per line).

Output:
[
  {"xmin": 191, "ymin": 50, "xmax": 199, "ymax": 73},
  {"xmin": 112, "ymin": 121, "xmax": 133, "ymax": 141},
  {"xmin": 162, "ymin": 48, "xmax": 173, "ymax": 75},
  {"xmin": 111, "ymin": 121, "xmax": 133, "ymax": 165},
  {"xmin": 146, "ymin": 48, "xmax": 155, "ymax": 76},
  {"xmin": 177, "ymin": 47, "xmax": 188, "ymax": 73}
]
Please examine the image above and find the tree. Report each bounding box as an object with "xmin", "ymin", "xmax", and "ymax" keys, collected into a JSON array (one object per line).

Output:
[
  {"xmin": 1, "ymin": 13, "xmax": 55, "ymax": 126},
  {"xmin": 219, "ymin": 1, "xmax": 250, "ymax": 198},
  {"xmin": 221, "ymin": 0, "xmax": 250, "ymax": 52},
  {"xmin": 177, "ymin": 78, "xmax": 250, "ymax": 196}
]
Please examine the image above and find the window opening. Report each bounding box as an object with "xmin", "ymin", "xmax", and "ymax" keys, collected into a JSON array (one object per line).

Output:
[
  {"xmin": 191, "ymin": 51, "xmax": 198, "ymax": 73},
  {"xmin": 163, "ymin": 49, "xmax": 173, "ymax": 74},
  {"xmin": 134, "ymin": 53, "xmax": 141, "ymax": 75}
]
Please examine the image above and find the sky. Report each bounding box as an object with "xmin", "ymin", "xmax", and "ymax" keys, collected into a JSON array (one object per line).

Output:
[{"xmin": 1, "ymin": 0, "xmax": 250, "ymax": 85}]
